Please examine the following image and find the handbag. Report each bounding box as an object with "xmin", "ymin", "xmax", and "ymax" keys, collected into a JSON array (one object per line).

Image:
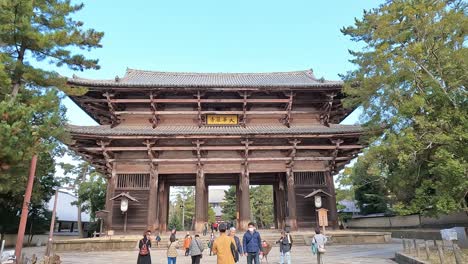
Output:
[
  {"xmin": 312, "ymin": 237, "xmax": 326, "ymax": 254},
  {"xmin": 230, "ymin": 242, "xmax": 239, "ymax": 262},
  {"xmin": 195, "ymin": 240, "xmax": 203, "ymax": 258},
  {"xmin": 311, "ymin": 242, "xmax": 318, "ymax": 255}
]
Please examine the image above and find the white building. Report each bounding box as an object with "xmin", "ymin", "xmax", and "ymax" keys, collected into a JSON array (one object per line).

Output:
[
  {"xmin": 209, "ymin": 189, "xmax": 226, "ymax": 221},
  {"xmin": 46, "ymin": 190, "xmax": 91, "ymax": 233}
]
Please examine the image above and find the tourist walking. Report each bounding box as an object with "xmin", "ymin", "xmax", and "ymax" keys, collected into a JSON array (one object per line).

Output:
[
  {"xmin": 276, "ymin": 230, "xmax": 293, "ymax": 264},
  {"xmin": 137, "ymin": 230, "xmax": 152, "ymax": 264},
  {"xmin": 209, "ymin": 231, "xmax": 216, "ymax": 256},
  {"xmin": 242, "ymin": 222, "xmax": 263, "ymax": 264},
  {"xmin": 203, "ymin": 222, "xmax": 208, "ymax": 236},
  {"xmin": 212, "ymin": 223, "xmax": 237, "ymax": 264},
  {"xmin": 170, "ymin": 228, "xmax": 177, "ymax": 242},
  {"xmin": 189, "ymin": 234, "xmax": 205, "ymax": 264},
  {"xmin": 311, "ymin": 227, "xmax": 327, "ymax": 264},
  {"xmin": 183, "ymin": 232, "xmax": 192, "ymax": 256},
  {"xmin": 167, "ymin": 236, "xmax": 179, "ymax": 264},
  {"xmin": 155, "ymin": 233, "xmax": 162, "ymax": 247},
  {"xmin": 229, "ymin": 227, "xmax": 243, "ymax": 263}
]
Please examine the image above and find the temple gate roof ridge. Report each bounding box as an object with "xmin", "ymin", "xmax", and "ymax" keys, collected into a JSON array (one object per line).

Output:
[{"xmin": 68, "ymin": 68, "xmax": 343, "ymax": 88}]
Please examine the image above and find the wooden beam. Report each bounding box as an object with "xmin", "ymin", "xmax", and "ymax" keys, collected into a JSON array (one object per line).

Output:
[
  {"xmin": 71, "ymin": 132, "xmax": 363, "ymax": 140},
  {"xmin": 80, "ymin": 144, "xmax": 363, "ymax": 152},
  {"xmin": 113, "ymin": 110, "xmax": 324, "ymax": 115},
  {"xmin": 107, "ymin": 156, "xmax": 353, "ymax": 163},
  {"xmin": 79, "ymin": 98, "xmax": 293, "ymax": 103}
]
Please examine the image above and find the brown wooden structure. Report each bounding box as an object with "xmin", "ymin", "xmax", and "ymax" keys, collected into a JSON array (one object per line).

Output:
[{"xmin": 65, "ymin": 69, "xmax": 363, "ymax": 232}]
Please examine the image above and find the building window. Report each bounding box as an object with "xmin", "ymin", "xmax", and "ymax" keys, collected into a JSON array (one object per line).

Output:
[
  {"xmin": 116, "ymin": 173, "xmax": 150, "ymax": 190},
  {"xmin": 294, "ymin": 171, "xmax": 326, "ymax": 186}
]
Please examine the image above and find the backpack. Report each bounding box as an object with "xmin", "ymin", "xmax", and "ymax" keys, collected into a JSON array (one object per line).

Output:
[{"xmin": 139, "ymin": 239, "xmax": 149, "ymax": 256}]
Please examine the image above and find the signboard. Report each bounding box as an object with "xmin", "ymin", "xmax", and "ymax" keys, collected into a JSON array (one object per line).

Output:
[
  {"xmin": 206, "ymin": 114, "xmax": 238, "ymax": 125},
  {"xmin": 317, "ymin": 208, "xmax": 329, "ymax": 227},
  {"xmin": 441, "ymin": 228, "xmax": 458, "ymax": 241}
]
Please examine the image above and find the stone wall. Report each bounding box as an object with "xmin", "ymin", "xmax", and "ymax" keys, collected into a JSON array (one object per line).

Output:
[{"xmin": 345, "ymin": 212, "xmax": 468, "ymax": 229}]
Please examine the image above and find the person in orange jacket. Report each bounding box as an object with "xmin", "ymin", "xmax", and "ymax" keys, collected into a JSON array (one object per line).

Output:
[{"xmin": 183, "ymin": 232, "xmax": 192, "ymax": 256}]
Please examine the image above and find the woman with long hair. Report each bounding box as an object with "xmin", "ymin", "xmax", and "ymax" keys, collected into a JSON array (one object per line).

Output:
[{"xmin": 137, "ymin": 230, "xmax": 152, "ymax": 264}]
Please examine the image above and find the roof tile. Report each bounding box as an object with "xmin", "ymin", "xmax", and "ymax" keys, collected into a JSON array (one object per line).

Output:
[
  {"xmin": 67, "ymin": 124, "xmax": 362, "ymax": 136},
  {"xmin": 68, "ymin": 69, "xmax": 343, "ymax": 88}
]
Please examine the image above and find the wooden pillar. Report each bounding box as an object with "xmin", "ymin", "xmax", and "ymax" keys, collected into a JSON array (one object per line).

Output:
[
  {"xmin": 147, "ymin": 166, "xmax": 159, "ymax": 231},
  {"xmin": 326, "ymin": 171, "xmax": 339, "ymax": 229},
  {"xmin": 238, "ymin": 171, "xmax": 251, "ymax": 231},
  {"xmin": 204, "ymin": 182, "xmax": 209, "ymax": 223},
  {"xmin": 195, "ymin": 167, "xmax": 206, "ymax": 232},
  {"xmin": 286, "ymin": 167, "xmax": 298, "ymax": 230},
  {"xmin": 236, "ymin": 184, "xmax": 241, "ymax": 229},
  {"xmin": 158, "ymin": 179, "xmax": 168, "ymax": 231},
  {"xmin": 105, "ymin": 171, "xmax": 116, "ymax": 231},
  {"xmin": 273, "ymin": 183, "xmax": 279, "ymax": 229},
  {"xmin": 278, "ymin": 174, "xmax": 287, "ymax": 229}
]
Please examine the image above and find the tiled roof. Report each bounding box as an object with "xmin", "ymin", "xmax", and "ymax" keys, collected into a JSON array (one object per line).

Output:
[
  {"xmin": 68, "ymin": 69, "xmax": 343, "ymax": 88},
  {"xmin": 67, "ymin": 124, "xmax": 362, "ymax": 136}
]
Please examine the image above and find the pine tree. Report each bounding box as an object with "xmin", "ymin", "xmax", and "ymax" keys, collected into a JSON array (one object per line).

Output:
[
  {"xmin": 0, "ymin": 0, "xmax": 103, "ymax": 100},
  {"xmin": 341, "ymin": 0, "xmax": 467, "ymax": 216}
]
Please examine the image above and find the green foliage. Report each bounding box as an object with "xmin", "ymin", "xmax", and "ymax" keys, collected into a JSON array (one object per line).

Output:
[
  {"xmin": 221, "ymin": 185, "xmax": 275, "ymax": 228},
  {"xmin": 76, "ymin": 172, "xmax": 106, "ymax": 220},
  {"xmin": 221, "ymin": 186, "xmax": 237, "ymax": 222},
  {"xmin": 0, "ymin": 0, "xmax": 103, "ymax": 236},
  {"xmin": 208, "ymin": 205, "xmax": 216, "ymax": 224},
  {"xmin": 169, "ymin": 187, "xmax": 195, "ymax": 230},
  {"xmin": 341, "ymin": 0, "xmax": 468, "ymax": 216},
  {"xmin": 168, "ymin": 211, "xmax": 183, "ymax": 231},
  {"xmin": 26, "ymin": 205, "xmax": 52, "ymax": 245},
  {"xmin": 250, "ymin": 185, "xmax": 274, "ymax": 229},
  {"xmin": 0, "ymin": 151, "xmax": 59, "ymax": 237},
  {"xmin": 0, "ymin": 0, "xmax": 103, "ymax": 98},
  {"xmin": 341, "ymin": 154, "xmax": 390, "ymax": 215}
]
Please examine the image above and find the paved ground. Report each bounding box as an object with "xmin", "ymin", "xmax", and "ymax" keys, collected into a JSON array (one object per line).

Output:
[{"xmin": 19, "ymin": 243, "xmax": 401, "ymax": 264}]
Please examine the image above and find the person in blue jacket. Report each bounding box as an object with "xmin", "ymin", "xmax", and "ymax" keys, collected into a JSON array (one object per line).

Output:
[{"xmin": 242, "ymin": 222, "xmax": 263, "ymax": 264}]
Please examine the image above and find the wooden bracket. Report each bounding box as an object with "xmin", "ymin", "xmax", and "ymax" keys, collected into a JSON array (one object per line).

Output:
[
  {"xmin": 237, "ymin": 91, "xmax": 252, "ymax": 127},
  {"xmin": 149, "ymin": 91, "xmax": 160, "ymax": 128},
  {"xmin": 239, "ymin": 138, "xmax": 253, "ymax": 191},
  {"xmin": 329, "ymin": 139, "xmax": 344, "ymax": 173},
  {"xmin": 320, "ymin": 93, "xmax": 337, "ymax": 127},
  {"xmin": 281, "ymin": 91, "xmax": 294, "ymax": 127},
  {"xmin": 144, "ymin": 139, "xmax": 159, "ymax": 178},
  {"xmin": 103, "ymin": 92, "xmax": 120, "ymax": 128},
  {"xmin": 195, "ymin": 91, "xmax": 203, "ymax": 127},
  {"xmin": 287, "ymin": 139, "xmax": 301, "ymax": 167},
  {"xmin": 98, "ymin": 140, "xmax": 114, "ymax": 174},
  {"xmin": 192, "ymin": 140, "xmax": 205, "ymax": 166}
]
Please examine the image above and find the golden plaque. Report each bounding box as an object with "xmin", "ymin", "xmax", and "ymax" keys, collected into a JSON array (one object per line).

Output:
[{"xmin": 206, "ymin": 114, "xmax": 238, "ymax": 125}]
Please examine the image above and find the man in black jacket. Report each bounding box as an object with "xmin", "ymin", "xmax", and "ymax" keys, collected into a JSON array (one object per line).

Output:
[{"xmin": 276, "ymin": 230, "xmax": 293, "ymax": 264}]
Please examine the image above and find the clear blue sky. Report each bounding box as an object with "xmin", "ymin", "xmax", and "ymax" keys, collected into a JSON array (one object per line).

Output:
[{"xmin": 57, "ymin": 0, "xmax": 383, "ymax": 125}]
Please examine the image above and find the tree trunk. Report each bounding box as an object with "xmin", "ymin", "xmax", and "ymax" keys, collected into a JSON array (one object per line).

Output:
[{"xmin": 10, "ymin": 45, "xmax": 26, "ymax": 102}]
